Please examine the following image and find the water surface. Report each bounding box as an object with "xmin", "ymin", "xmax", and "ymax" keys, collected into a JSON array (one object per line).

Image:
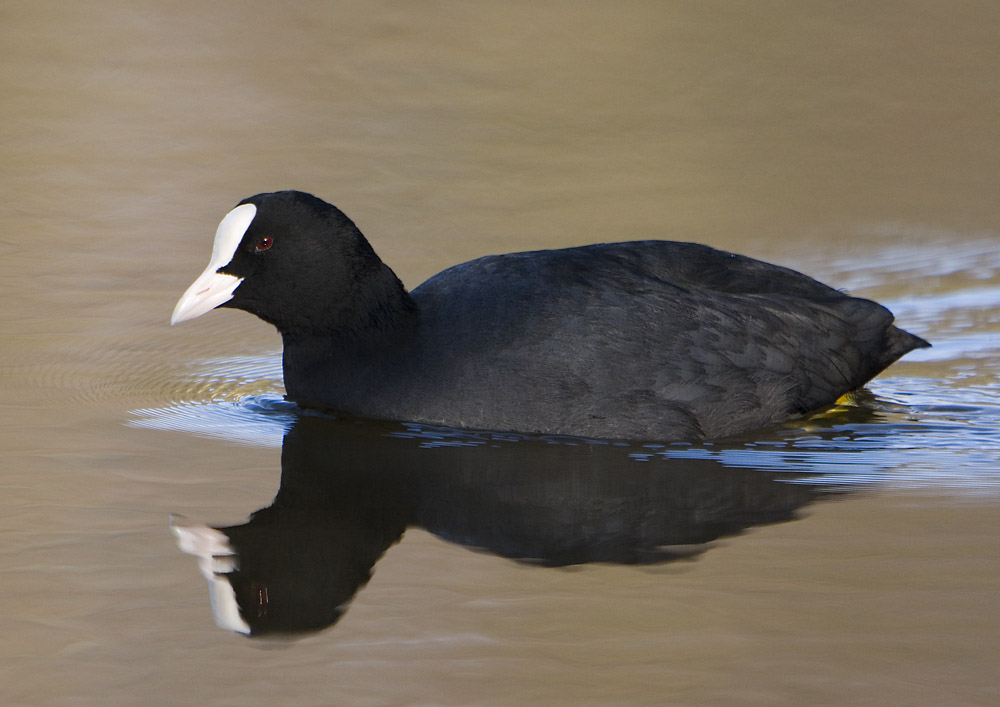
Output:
[{"xmin": 3, "ymin": 2, "xmax": 999, "ymax": 705}]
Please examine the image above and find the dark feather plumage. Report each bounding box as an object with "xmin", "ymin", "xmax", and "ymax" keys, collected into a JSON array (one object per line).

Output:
[{"xmin": 204, "ymin": 191, "xmax": 928, "ymax": 441}]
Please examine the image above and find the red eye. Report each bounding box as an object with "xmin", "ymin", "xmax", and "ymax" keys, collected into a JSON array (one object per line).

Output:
[{"xmin": 254, "ymin": 237, "xmax": 273, "ymax": 252}]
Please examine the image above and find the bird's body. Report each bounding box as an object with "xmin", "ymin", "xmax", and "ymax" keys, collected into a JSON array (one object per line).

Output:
[{"xmin": 173, "ymin": 191, "xmax": 928, "ymax": 442}]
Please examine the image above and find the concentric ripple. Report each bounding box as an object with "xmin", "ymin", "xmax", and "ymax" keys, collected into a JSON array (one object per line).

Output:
[{"xmin": 130, "ymin": 353, "xmax": 295, "ymax": 447}]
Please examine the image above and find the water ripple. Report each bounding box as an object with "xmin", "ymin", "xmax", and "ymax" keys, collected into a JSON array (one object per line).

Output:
[
  {"xmin": 130, "ymin": 355, "xmax": 1000, "ymax": 496},
  {"xmin": 129, "ymin": 353, "xmax": 293, "ymax": 447}
]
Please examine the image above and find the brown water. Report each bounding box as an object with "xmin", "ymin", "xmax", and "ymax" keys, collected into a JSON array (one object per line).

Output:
[{"xmin": 3, "ymin": 2, "xmax": 999, "ymax": 705}]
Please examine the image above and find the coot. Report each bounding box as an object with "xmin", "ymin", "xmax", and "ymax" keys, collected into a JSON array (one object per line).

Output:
[{"xmin": 172, "ymin": 191, "xmax": 927, "ymax": 441}]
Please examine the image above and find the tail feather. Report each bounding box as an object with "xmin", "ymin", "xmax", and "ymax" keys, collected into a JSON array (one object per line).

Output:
[{"xmin": 881, "ymin": 325, "xmax": 930, "ymax": 369}]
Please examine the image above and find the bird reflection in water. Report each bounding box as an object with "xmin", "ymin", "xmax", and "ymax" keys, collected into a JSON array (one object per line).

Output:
[{"xmin": 172, "ymin": 412, "xmax": 852, "ymax": 638}]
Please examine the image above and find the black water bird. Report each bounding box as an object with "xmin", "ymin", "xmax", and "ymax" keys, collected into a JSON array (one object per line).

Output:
[{"xmin": 172, "ymin": 191, "xmax": 928, "ymax": 441}]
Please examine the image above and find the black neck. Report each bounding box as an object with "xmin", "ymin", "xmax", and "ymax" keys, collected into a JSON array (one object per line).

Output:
[{"xmin": 280, "ymin": 262, "xmax": 418, "ymax": 348}]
